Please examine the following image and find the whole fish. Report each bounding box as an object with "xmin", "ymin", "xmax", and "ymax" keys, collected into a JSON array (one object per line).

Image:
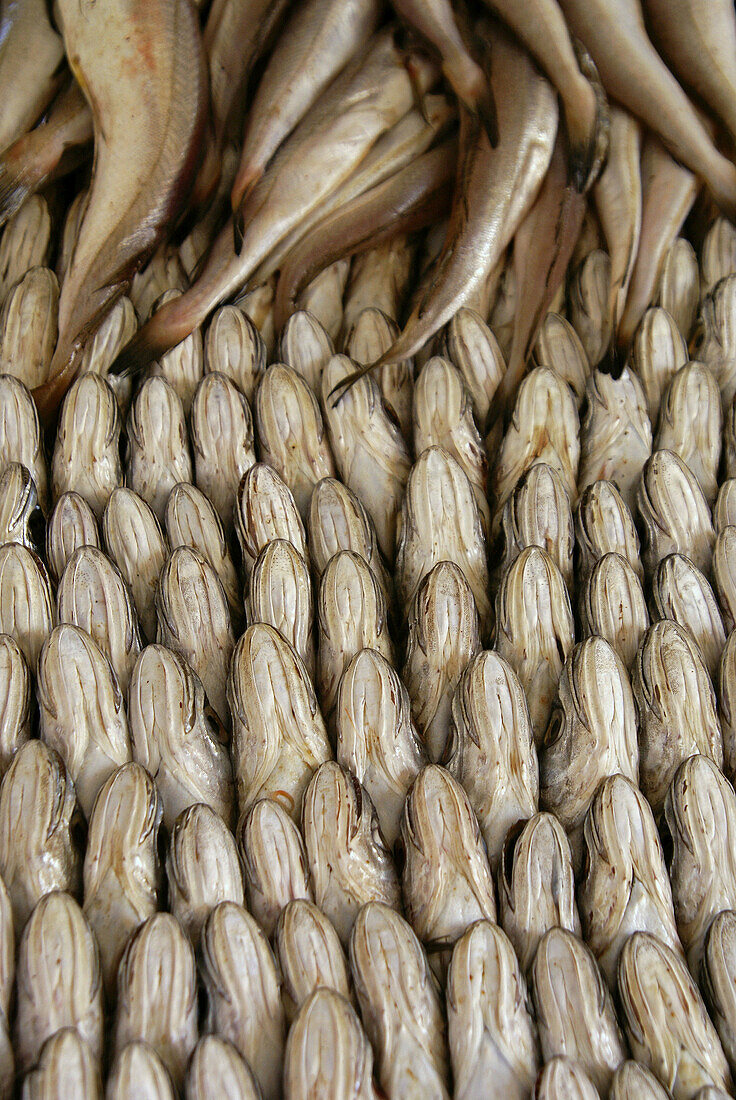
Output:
[
  {"xmin": 331, "ymin": 23, "xmax": 558, "ymax": 398},
  {"xmin": 479, "ymin": 0, "xmax": 606, "ymax": 190},
  {"xmin": 112, "ymin": 28, "xmax": 439, "ymax": 377},
  {"xmin": 273, "ymin": 140, "xmax": 455, "ymax": 330},
  {"xmin": 34, "ymin": 0, "xmax": 208, "ymax": 421},
  {"xmin": 0, "ymin": 0, "xmax": 65, "ymax": 156},
  {"xmin": 232, "ymin": 0, "xmax": 384, "ymax": 213},
  {"xmin": 644, "ymin": 0, "xmax": 736, "ymax": 147},
  {"xmin": 390, "ymin": 0, "xmax": 497, "ymax": 145},
  {"xmin": 557, "ymin": 0, "xmax": 736, "ymax": 214},
  {"xmin": 0, "ymin": 80, "xmax": 93, "ymax": 229}
]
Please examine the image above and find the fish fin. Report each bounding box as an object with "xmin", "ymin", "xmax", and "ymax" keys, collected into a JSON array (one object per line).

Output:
[
  {"xmin": 569, "ymin": 39, "xmax": 610, "ymax": 192},
  {"xmin": 327, "ymin": 356, "xmax": 390, "ymax": 406},
  {"xmin": 0, "ymin": 163, "xmax": 33, "ymax": 230},
  {"xmin": 108, "ymin": 326, "xmax": 163, "ymax": 380}
]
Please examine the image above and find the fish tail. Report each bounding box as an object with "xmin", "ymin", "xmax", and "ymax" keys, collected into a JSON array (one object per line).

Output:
[
  {"xmin": 0, "ymin": 160, "xmax": 36, "ymax": 229},
  {"xmin": 109, "ymin": 293, "xmax": 198, "ymax": 379},
  {"xmin": 232, "ymin": 204, "xmax": 247, "ymax": 254},
  {"xmin": 444, "ymin": 59, "xmax": 499, "ymax": 148},
  {"xmin": 569, "ymin": 39, "xmax": 610, "ymax": 193}
]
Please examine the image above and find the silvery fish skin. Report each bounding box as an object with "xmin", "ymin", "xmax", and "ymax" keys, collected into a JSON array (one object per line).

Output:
[
  {"xmin": 167, "ymin": 803, "xmax": 243, "ymax": 947},
  {"xmin": 149, "ymin": 291, "xmax": 204, "ymax": 416},
  {"xmin": 397, "ymin": 446, "xmax": 491, "ymax": 637},
  {"xmin": 494, "ymin": 546, "xmax": 575, "ymax": 747},
  {"xmin": 719, "ymin": 630, "xmax": 736, "ymax": 778},
  {"xmin": 0, "ymin": 633, "xmax": 30, "ymax": 775},
  {"xmin": 15, "ymin": 891, "xmax": 102, "ymax": 1075},
  {"xmin": 51, "ymin": 373, "xmax": 123, "ymax": 519},
  {"xmin": 0, "ymin": 543, "xmax": 54, "ymax": 673},
  {"xmin": 308, "ymin": 477, "xmax": 391, "ymax": 600},
  {"xmin": 205, "ymin": 305, "xmax": 265, "ymax": 404},
  {"xmin": 156, "ymin": 546, "xmax": 234, "ymax": 726},
  {"xmin": 191, "ymin": 372, "xmax": 256, "ymax": 533},
  {"xmin": 336, "ymin": 648, "xmax": 425, "ymax": 847},
  {"xmin": 652, "ymin": 553, "xmax": 726, "ymax": 681},
  {"xmin": 113, "ymin": 912, "xmax": 198, "ymax": 1089},
  {"xmin": 665, "ymin": 755, "xmax": 736, "ymax": 974},
  {"xmin": 628, "ymin": 305, "xmax": 688, "ymax": 423},
  {"xmin": 349, "ymin": 902, "xmax": 449, "ymax": 1099},
  {"xmin": 0, "ymin": 461, "xmax": 38, "ymax": 550},
  {"xmin": 78, "ymin": 295, "xmax": 137, "ymax": 413},
  {"xmin": 657, "ymin": 238, "xmax": 699, "ymax": 341},
  {"xmin": 634, "ymin": 620, "xmax": 723, "ymax": 816},
  {"xmin": 106, "ymin": 1042, "xmax": 176, "ymax": 1100},
  {"xmin": 540, "ymin": 636, "xmax": 639, "ymax": 862},
  {"xmin": 200, "ymin": 901, "xmax": 285, "ymax": 1100},
  {"xmin": 714, "ymin": 481, "xmax": 736, "ymax": 532},
  {"xmin": 575, "ymin": 479, "xmax": 643, "ymax": 587},
  {"xmin": 0, "ymin": 741, "xmax": 81, "ymax": 934},
  {"xmin": 240, "ymin": 797, "xmax": 312, "ymax": 939},
  {"xmin": 228, "ymin": 623, "xmax": 330, "ymax": 823},
  {"xmin": 402, "ymin": 560, "xmax": 481, "ymax": 764},
  {"xmin": 185, "ymin": 1035, "xmax": 261, "ymax": 1100},
  {"xmin": 57, "ymin": 545, "xmax": 140, "ymax": 696},
  {"xmin": 276, "ymin": 898, "xmax": 353, "ymax": 1023},
  {"xmin": 46, "ymin": 491, "xmax": 99, "ymax": 586},
  {"xmin": 702, "ymin": 910, "xmax": 736, "ymax": 1080},
  {"xmin": 497, "ymin": 462, "xmax": 574, "ymax": 593},
  {"xmin": 235, "ymin": 462, "xmax": 308, "ymax": 582},
  {"xmin": 401, "ymin": 765, "xmax": 496, "ymax": 975},
  {"xmin": 21, "ymin": 1028, "xmax": 100, "ymax": 1100},
  {"xmin": 655, "ymin": 362, "xmax": 722, "ymax": 506},
  {"xmin": 255, "ymin": 363, "xmax": 335, "ymax": 522},
  {"xmin": 248, "ymin": 538, "xmax": 314, "ymax": 677},
  {"xmin": 697, "ymin": 275, "xmax": 736, "ymax": 411},
  {"xmin": 321, "ymin": 354, "xmax": 411, "ymax": 561},
  {"xmin": 610, "ymin": 1060, "xmax": 672, "ymax": 1100},
  {"xmin": 279, "ymin": 309, "xmax": 333, "ymax": 395},
  {"xmin": 341, "ymin": 238, "xmax": 416, "ymax": 349},
  {"xmin": 103, "ymin": 487, "xmax": 169, "ymax": 644},
  {"xmin": 37, "ymin": 624, "xmax": 131, "ymax": 818},
  {"xmin": 126, "ymin": 376, "xmax": 193, "ymax": 525},
  {"xmin": 618, "ymin": 931, "xmax": 732, "ymax": 1100},
  {"xmin": 445, "ymin": 650, "xmax": 539, "ymax": 868},
  {"xmin": 577, "ymin": 367, "xmax": 653, "ymax": 515},
  {"xmin": 580, "ymin": 552, "xmax": 649, "ymax": 671},
  {"xmin": 0, "ymin": 196, "xmax": 51, "ymax": 307},
  {"xmin": 447, "ymin": 919, "xmax": 539, "ymax": 1100},
  {"xmin": 128, "ymin": 644, "xmax": 234, "ymax": 830},
  {"xmin": 535, "ymin": 1057, "xmax": 602, "ymax": 1100},
  {"xmin": 578, "ymin": 773, "xmax": 682, "ymax": 989},
  {"xmin": 283, "ymin": 987, "xmax": 378, "ymax": 1100},
  {"xmin": 413, "ymin": 357, "xmax": 490, "ymax": 536},
  {"xmin": 83, "ymin": 763, "xmax": 162, "ymax": 997},
  {"xmin": 442, "ymin": 307, "xmax": 506, "ymax": 431},
  {"xmin": 317, "ymin": 550, "xmax": 394, "ymax": 722},
  {"xmin": 498, "ymin": 811, "xmax": 581, "ymax": 977},
  {"xmin": 569, "ymin": 250, "xmax": 612, "ymax": 368},
  {"xmin": 0, "ymin": 266, "xmax": 58, "ymax": 389},
  {"xmin": 637, "ymin": 449, "xmax": 715, "ymax": 578},
  {"xmin": 129, "ymin": 245, "xmax": 187, "ymax": 324},
  {"xmin": 535, "ymin": 312, "xmax": 590, "ymax": 407},
  {"xmin": 0, "ymin": 374, "xmax": 48, "ymax": 514},
  {"xmin": 532, "ymin": 927, "xmax": 626, "ymax": 1093},
  {"xmin": 302, "ymin": 762, "xmax": 400, "ymax": 948},
  {"xmin": 492, "ymin": 366, "xmax": 580, "ymax": 527},
  {"xmin": 344, "ymin": 307, "xmax": 414, "ymax": 446},
  {"xmin": 713, "ymin": 525, "xmax": 736, "ymax": 636},
  {"xmin": 165, "ymin": 481, "xmax": 241, "ymax": 632}
]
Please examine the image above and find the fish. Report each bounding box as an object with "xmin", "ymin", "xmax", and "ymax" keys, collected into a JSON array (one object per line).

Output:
[
  {"xmin": 0, "ymin": 0, "xmax": 65, "ymax": 156},
  {"xmin": 34, "ymin": 0, "xmax": 208, "ymax": 421},
  {"xmin": 644, "ymin": 0, "xmax": 736, "ymax": 147},
  {"xmin": 479, "ymin": 0, "xmax": 607, "ymax": 190},
  {"xmin": 273, "ymin": 140, "xmax": 456, "ymax": 330},
  {"xmin": 0, "ymin": 80, "xmax": 93, "ymax": 229},
  {"xmin": 330, "ymin": 23, "xmax": 558, "ymax": 400},
  {"xmin": 391, "ymin": 0, "xmax": 497, "ymax": 144},
  {"xmin": 232, "ymin": 0, "xmax": 383, "ymax": 212},
  {"xmin": 557, "ymin": 0, "xmax": 736, "ymax": 213},
  {"xmin": 111, "ymin": 28, "xmax": 439, "ymax": 377}
]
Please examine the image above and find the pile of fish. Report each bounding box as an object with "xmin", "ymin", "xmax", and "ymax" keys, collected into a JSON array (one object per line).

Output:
[{"xmin": 3, "ymin": 0, "xmax": 736, "ymax": 1097}]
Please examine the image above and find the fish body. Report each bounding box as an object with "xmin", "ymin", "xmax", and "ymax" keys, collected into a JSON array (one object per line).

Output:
[{"xmin": 0, "ymin": 0, "xmax": 65, "ymax": 155}]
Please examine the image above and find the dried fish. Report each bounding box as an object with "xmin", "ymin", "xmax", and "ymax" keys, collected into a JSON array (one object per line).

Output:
[
  {"xmin": 0, "ymin": 633, "xmax": 30, "ymax": 775},
  {"xmin": 702, "ymin": 909, "xmax": 736, "ymax": 1081},
  {"xmin": 652, "ymin": 553, "xmax": 726, "ymax": 681},
  {"xmin": 167, "ymin": 803, "xmax": 243, "ymax": 946},
  {"xmin": 276, "ymin": 898, "xmax": 352, "ymax": 1023},
  {"xmin": 103, "ymin": 487, "xmax": 168, "ymax": 644},
  {"xmin": 0, "ymin": 266, "xmax": 58, "ymax": 389},
  {"xmin": 249, "ymin": 540, "xmax": 314, "ymax": 677},
  {"xmin": 442, "ymin": 307, "xmax": 505, "ymax": 430},
  {"xmin": 345, "ymin": 308, "xmax": 413, "ymax": 445},
  {"xmin": 702, "ymin": 217, "xmax": 736, "ymax": 299},
  {"xmin": 655, "ymin": 362, "xmax": 721, "ymax": 506},
  {"xmin": 575, "ymin": 478, "xmax": 643, "ymax": 587},
  {"xmin": 205, "ymin": 305, "xmax": 265, "ymax": 404},
  {"xmin": 46, "ymin": 491, "xmax": 99, "ymax": 586},
  {"xmin": 191, "ymin": 371, "xmax": 256, "ymax": 531},
  {"xmin": 125, "ymin": 376, "xmax": 192, "ymax": 523},
  {"xmin": 235, "ymin": 462, "xmax": 308, "ymax": 582},
  {"xmin": 240, "ymin": 797, "xmax": 312, "ymax": 938},
  {"xmin": 341, "ymin": 238, "xmax": 415, "ymax": 347},
  {"xmin": 279, "ymin": 309, "xmax": 333, "ymax": 395},
  {"xmin": 52, "ymin": 373, "xmax": 123, "ymax": 519},
  {"xmin": 0, "ymin": 374, "xmax": 48, "ymax": 513},
  {"xmin": 569, "ymin": 250, "xmax": 612, "ymax": 367},
  {"xmin": 130, "ymin": 246, "xmax": 188, "ymax": 324},
  {"xmin": 628, "ymin": 305, "xmax": 688, "ymax": 423},
  {"xmin": 0, "ymin": 196, "xmax": 51, "ymax": 307},
  {"xmin": 714, "ymin": 480, "xmax": 736, "ymax": 532},
  {"xmin": 657, "ymin": 237, "xmax": 699, "ymax": 341},
  {"xmin": 713, "ymin": 525, "xmax": 736, "ymax": 635},
  {"xmin": 185, "ymin": 1035, "xmax": 261, "ymax": 1100},
  {"xmin": 718, "ymin": 629, "xmax": 736, "ymax": 779},
  {"xmin": 535, "ymin": 312, "xmax": 590, "ymax": 406},
  {"xmin": 580, "ymin": 552, "xmax": 649, "ymax": 670},
  {"xmin": 638, "ymin": 448, "xmax": 716, "ymax": 576},
  {"xmin": 78, "ymin": 295, "xmax": 137, "ymax": 412},
  {"xmin": 0, "ymin": 461, "xmax": 39, "ymax": 551},
  {"xmin": 22, "ymin": 1028, "xmax": 99, "ymax": 1100},
  {"xmin": 696, "ymin": 275, "xmax": 736, "ymax": 410},
  {"xmin": 610, "ymin": 1061, "xmax": 671, "ymax": 1100},
  {"xmin": 0, "ymin": 543, "xmax": 54, "ymax": 673},
  {"xmin": 535, "ymin": 1058, "xmax": 602, "ymax": 1100},
  {"xmin": 283, "ymin": 987, "xmax": 377, "ymax": 1100}
]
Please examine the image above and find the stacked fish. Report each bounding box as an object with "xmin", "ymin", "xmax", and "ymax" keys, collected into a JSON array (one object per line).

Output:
[{"xmin": 3, "ymin": 0, "xmax": 736, "ymax": 1098}]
